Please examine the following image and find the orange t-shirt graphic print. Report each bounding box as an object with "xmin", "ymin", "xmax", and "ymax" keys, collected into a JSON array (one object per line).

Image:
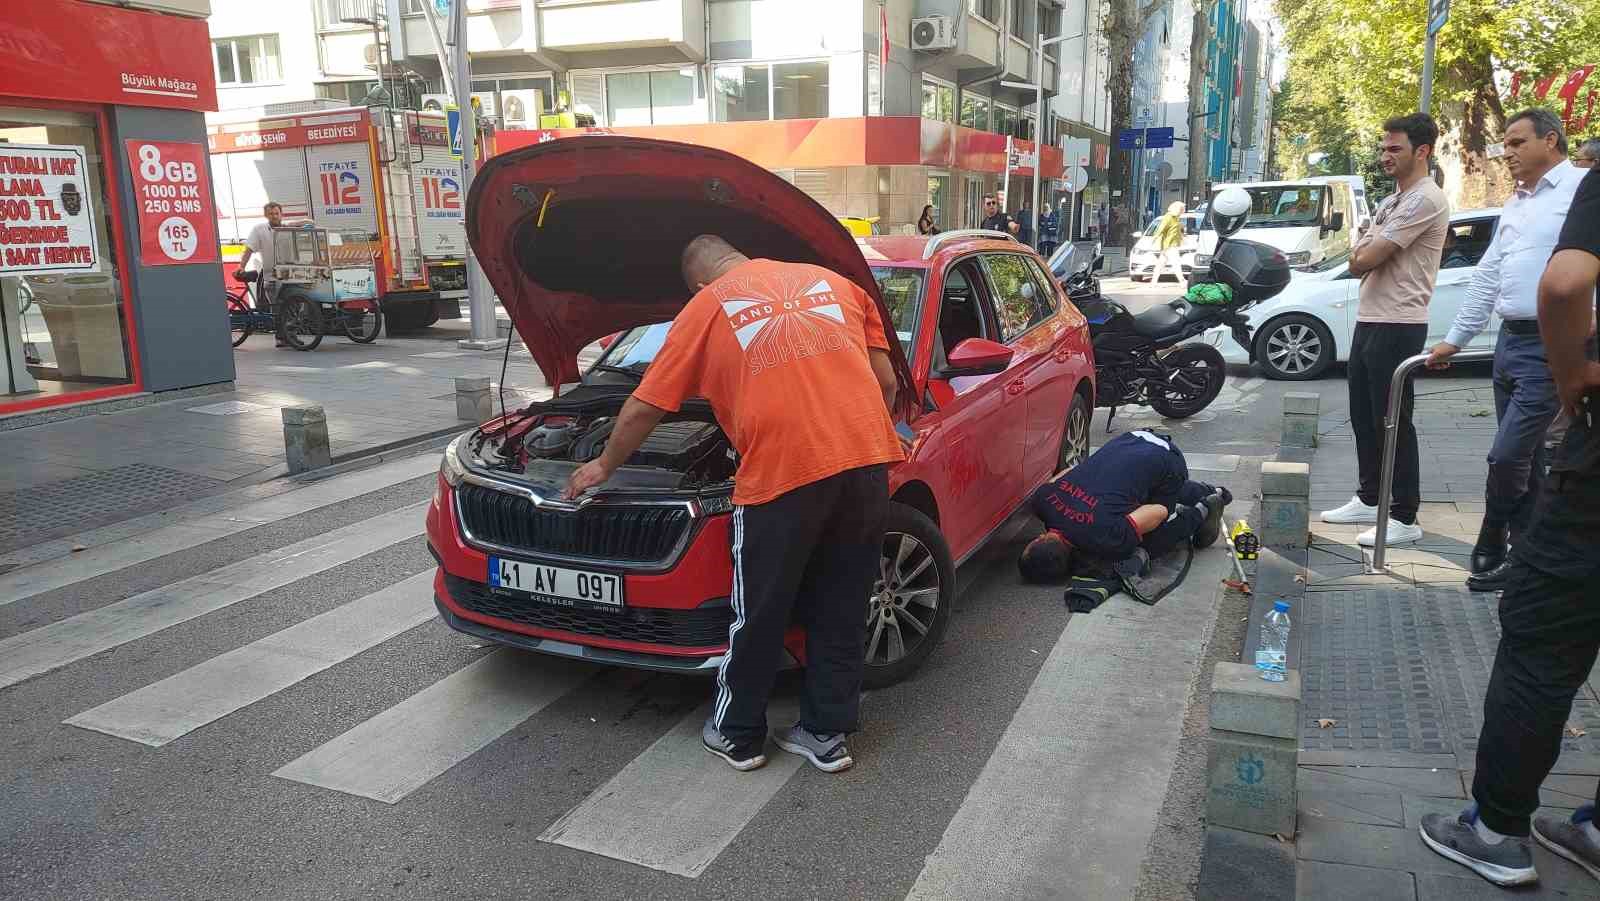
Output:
[
  {"xmin": 633, "ymin": 259, "xmax": 904, "ymax": 506},
  {"xmin": 720, "ymin": 270, "xmax": 861, "ymax": 375}
]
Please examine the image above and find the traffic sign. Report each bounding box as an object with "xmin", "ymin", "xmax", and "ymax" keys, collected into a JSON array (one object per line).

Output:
[
  {"xmin": 1144, "ymin": 127, "xmax": 1175, "ymax": 149},
  {"xmin": 1116, "ymin": 128, "xmax": 1145, "ymax": 150},
  {"xmin": 1428, "ymin": 0, "xmax": 1449, "ymax": 35},
  {"xmin": 1063, "ymin": 166, "xmax": 1089, "ymax": 193},
  {"xmin": 447, "ymin": 105, "xmax": 463, "ymax": 159}
]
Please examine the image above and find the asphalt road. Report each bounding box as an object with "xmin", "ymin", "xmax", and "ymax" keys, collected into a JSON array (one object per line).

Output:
[{"xmin": 3, "ymin": 296, "xmax": 1495, "ymax": 899}]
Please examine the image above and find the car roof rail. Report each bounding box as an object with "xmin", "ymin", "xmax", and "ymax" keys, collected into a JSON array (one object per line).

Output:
[{"xmin": 921, "ymin": 229, "xmax": 1017, "ymax": 260}]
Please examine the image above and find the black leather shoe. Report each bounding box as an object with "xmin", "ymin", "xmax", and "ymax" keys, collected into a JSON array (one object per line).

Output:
[
  {"xmin": 1470, "ymin": 521, "xmax": 1509, "ymax": 575},
  {"xmin": 1467, "ymin": 559, "xmax": 1516, "ymax": 592}
]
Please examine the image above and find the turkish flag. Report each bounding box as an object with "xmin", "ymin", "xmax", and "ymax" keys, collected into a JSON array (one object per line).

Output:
[{"xmin": 1557, "ymin": 65, "xmax": 1597, "ymax": 126}]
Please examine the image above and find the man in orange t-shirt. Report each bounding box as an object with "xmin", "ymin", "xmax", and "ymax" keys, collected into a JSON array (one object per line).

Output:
[{"xmin": 565, "ymin": 235, "xmax": 903, "ymax": 773}]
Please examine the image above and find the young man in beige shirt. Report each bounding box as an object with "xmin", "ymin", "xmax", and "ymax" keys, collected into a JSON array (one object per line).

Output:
[{"xmin": 1319, "ymin": 113, "xmax": 1450, "ymax": 546}]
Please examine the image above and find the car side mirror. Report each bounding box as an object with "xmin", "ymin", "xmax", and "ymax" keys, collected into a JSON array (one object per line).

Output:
[
  {"xmin": 1092, "ymin": 255, "xmax": 1105, "ymax": 272},
  {"xmin": 1328, "ymin": 211, "xmax": 1345, "ymax": 232},
  {"xmin": 939, "ymin": 337, "xmax": 1015, "ymax": 378}
]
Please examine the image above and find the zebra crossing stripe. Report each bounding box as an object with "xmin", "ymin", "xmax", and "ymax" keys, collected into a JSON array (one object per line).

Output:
[
  {"xmin": 272, "ymin": 650, "xmax": 593, "ymax": 804},
  {"xmin": 64, "ymin": 571, "xmax": 439, "ymax": 746},
  {"xmin": 0, "ymin": 453, "xmax": 439, "ymax": 607},
  {"xmin": 0, "ymin": 502, "xmax": 429, "ymax": 691},
  {"xmin": 539, "ymin": 699, "xmax": 803, "ymax": 878}
]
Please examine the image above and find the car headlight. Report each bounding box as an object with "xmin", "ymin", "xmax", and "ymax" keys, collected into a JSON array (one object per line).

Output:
[
  {"xmin": 440, "ymin": 434, "xmax": 468, "ymax": 488},
  {"xmin": 1195, "ymin": 254, "xmax": 1212, "ymax": 266},
  {"xmin": 1285, "ymin": 251, "xmax": 1313, "ymax": 266}
]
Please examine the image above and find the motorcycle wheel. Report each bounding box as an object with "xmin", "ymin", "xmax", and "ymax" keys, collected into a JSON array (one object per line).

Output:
[{"xmin": 1148, "ymin": 344, "xmax": 1226, "ymax": 419}]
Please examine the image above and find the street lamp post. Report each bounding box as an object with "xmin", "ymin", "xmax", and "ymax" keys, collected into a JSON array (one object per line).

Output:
[{"xmin": 1003, "ymin": 28, "xmax": 1081, "ymax": 244}]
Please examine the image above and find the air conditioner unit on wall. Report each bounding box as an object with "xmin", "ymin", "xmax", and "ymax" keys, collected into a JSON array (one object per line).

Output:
[{"xmin": 911, "ymin": 16, "xmax": 957, "ymax": 51}]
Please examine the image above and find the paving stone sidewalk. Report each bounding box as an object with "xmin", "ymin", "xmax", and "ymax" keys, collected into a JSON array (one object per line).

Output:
[
  {"xmin": 0, "ymin": 318, "xmax": 575, "ymax": 554},
  {"xmin": 1288, "ymin": 382, "xmax": 1600, "ymax": 899}
]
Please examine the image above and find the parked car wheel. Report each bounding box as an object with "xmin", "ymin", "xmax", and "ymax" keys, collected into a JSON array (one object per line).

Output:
[
  {"xmin": 1255, "ymin": 313, "xmax": 1334, "ymax": 380},
  {"xmin": 1149, "ymin": 344, "xmax": 1226, "ymax": 419},
  {"xmin": 1056, "ymin": 390, "xmax": 1092, "ymax": 474},
  {"xmin": 862, "ymin": 502, "xmax": 954, "ymax": 689}
]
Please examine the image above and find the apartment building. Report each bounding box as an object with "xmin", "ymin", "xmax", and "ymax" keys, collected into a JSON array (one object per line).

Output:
[{"xmin": 206, "ymin": 0, "xmax": 1100, "ymax": 232}]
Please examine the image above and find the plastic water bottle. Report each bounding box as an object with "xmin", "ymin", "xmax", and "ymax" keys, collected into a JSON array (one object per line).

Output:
[{"xmin": 1256, "ymin": 601, "xmax": 1291, "ymax": 682}]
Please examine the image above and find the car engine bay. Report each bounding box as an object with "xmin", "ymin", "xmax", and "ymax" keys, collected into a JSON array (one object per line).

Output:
[{"xmin": 468, "ymin": 406, "xmax": 737, "ymax": 495}]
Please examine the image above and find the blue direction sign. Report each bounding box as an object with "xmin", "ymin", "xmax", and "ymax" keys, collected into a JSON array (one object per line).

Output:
[
  {"xmin": 447, "ymin": 106, "xmax": 463, "ymax": 160},
  {"xmin": 1117, "ymin": 128, "xmax": 1145, "ymax": 150},
  {"xmin": 1428, "ymin": 0, "xmax": 1449, "ymax": 34},
  {"xmin": 1145, "ymin": 127, "xmax": 1175, "ymax": 149}
]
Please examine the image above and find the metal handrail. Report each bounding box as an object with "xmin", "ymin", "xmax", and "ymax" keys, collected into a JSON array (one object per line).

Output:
[
  {"xmin": 1367, "ymin": 348, "xmax": 1496, "ymax": 572},
  {"xmin": 921, "ymin": 229, "xmax": 1018, "ymax": 259}
]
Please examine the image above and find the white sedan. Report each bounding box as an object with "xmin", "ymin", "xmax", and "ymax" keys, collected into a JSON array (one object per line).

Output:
[{"xmin": 1194, "ymin": 208, "xmax": 1502, "ymax": 379}]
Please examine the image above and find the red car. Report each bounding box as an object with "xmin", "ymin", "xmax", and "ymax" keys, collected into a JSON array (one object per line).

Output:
[{"xmin": 426, "ymin": 137, "xmax": 1095, "ymax": 687}]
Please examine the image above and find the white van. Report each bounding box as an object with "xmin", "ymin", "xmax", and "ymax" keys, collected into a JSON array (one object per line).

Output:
[{"xmin": 1195, "ymin": 178, "xmax": 1360, "ymax": 271}]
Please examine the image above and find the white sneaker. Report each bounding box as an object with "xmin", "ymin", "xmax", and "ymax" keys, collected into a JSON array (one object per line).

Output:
[
  {"xmin": 1320, "ymin": 496, "xmax": 1380, "ymax": 524},
  {"xmin": 1357, "ymin": 520, "xmax": 1423, "ymax": 547}
]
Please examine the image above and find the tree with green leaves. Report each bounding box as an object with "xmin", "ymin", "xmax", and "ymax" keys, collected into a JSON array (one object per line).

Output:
[
  {"xmin": 1274, "ymin": 0, "xmax": 1599, "ymax": 207},
  {"xmin": 1103, "ymin": 0, "xmax": 1171, "ymax": 245}
]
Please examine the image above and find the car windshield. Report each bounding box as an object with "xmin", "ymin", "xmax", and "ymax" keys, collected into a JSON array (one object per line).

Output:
[
  {"xmin": 1211, "ymin": 186, "xmax": 1327, "ymax": 228},
  {"xmin": 588, "ymin": 268, "xmax": 923, "ymax": 378}
]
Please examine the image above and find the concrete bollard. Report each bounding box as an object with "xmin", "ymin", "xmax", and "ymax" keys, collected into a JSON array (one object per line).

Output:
[
  {"xmin": 1259, "ymin": 461, "xmax": 1311, "ymax": 549},
  {"xmin": 1206, "ymin": 661, "xmax": 1302, "ymax": 837},
  {"xmin": 282, "ymin": 405, "xmax": 331, "ymax": 474},
  {"xmin": 456, "ymin": 376, "xmax": 493, "ymax": 423},
  {"xmin": 1281, "ymin": 392, "xmax": 1320, "ymax": 448}
]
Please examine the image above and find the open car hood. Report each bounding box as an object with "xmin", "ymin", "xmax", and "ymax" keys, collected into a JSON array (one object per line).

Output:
[{"xmin": 465, "ymin": 136, "xmax": 917, "ymax": 419}]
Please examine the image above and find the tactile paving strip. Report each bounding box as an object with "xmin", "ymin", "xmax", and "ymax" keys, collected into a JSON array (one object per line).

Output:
[
  {"xmin": 1300, "ymin": 585, "xmax": 1600, "ymax": 756},
  {"xmin": 0, "ymin": 464, "xmax": 223, "ymax": 554},
  {"xmin": 1298, "ymin": 586, "xmax": 1451, "ymax": 753}
]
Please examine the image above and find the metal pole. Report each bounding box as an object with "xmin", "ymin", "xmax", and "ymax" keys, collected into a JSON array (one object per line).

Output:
[
  {"xmin": 1419, "ymin": 31, "xmax": 1436, "ymax": 114},
  {"xmin": 1031, "ymin": 30, "xmax": 1044, "ymax": 246},
  {"xmin": 1366, "ymin": 349, "xmax": 1494, "ymax": 572},
  {"xmin": 454, "ymin": 0, "xmax": 506, "ymax": 351}
]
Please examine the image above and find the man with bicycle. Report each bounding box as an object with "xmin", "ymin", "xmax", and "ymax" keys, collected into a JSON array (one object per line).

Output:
[{"xmin": 238, "ymin": 202, "xmax": 289, "ymax": 347}]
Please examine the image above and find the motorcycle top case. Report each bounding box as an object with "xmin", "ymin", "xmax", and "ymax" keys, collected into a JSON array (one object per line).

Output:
[{"xmin": 1209, "ymin": 239, "xmax": 1290, "ymax": 304}]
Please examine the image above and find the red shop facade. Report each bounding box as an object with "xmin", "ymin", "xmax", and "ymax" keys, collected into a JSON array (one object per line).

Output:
[{"xmin": 1, "ymin": 0, "xmax": 227, "ymax": 417}]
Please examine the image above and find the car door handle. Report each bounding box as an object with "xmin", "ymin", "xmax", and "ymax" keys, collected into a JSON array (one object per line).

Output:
[
  {"xmin": 1007, "ymin": 379, "xmax": 1026, "ymax": 395},
  {"xmin": 1054, "ymin": 349, "xmax": 1071, "ymax": 362}
]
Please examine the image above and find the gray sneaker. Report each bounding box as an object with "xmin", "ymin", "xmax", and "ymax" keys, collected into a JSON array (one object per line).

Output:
[
  {"xmin": 702, "ymin": 718, "xmax": 766, "ymax": 771},
  {"xmin": 773, "ymin": 723, "xmax": 853, "ymax": 773},
  {"xmin": 1534, "ymin": 805, "xmax": 1600, "ymax": 882},
  {"xmin": 1419, "ymin": 805, "xmax": 1538, "ymax": 886}
]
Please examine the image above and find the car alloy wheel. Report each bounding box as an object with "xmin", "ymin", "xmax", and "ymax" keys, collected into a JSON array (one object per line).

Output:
[
  {"xmin": 1256, "ymin": 313, "xmax": 1334, "ymax": 380},
  {"xmin": 1057, "ymin": 392, "xmax": 1092, "ymax": 473},
  {"xmin": 868, "ymin": 532, "xmax": 940, "ymax": 669}
]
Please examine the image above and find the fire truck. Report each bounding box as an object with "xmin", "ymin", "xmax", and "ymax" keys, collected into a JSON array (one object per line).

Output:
[{"xmin": 207, "ymin": 105, "xmax": 476, "ymax": 331}]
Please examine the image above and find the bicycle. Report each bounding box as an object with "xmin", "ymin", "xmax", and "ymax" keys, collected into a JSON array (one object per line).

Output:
[{"xmin": 226, "ymin": 270, "xmax": 383, "ymax": 350}]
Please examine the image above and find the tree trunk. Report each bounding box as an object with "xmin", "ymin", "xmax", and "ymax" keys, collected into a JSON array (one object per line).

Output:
[
  {"xmin": 1185, "ymin": 0, "xmax": 1212, "ymax": 205},
  {"xmin": 1105, "ymin": 0, "xmax": 1138, "ymax": 247},
  {"xmin": 1434, "ymin": 54, "xmax": 1511, "ymax": 209}
]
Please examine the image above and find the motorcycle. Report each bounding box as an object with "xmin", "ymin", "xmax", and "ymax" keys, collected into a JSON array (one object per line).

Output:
[{"xmin": 1059, "ymin": 190, "xmax": 1291, "ymax": 423}]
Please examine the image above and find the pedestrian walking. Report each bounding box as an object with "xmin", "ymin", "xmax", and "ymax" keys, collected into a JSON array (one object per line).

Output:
[
  {"xmin": 1575, "ymin": 138, "xmax": 1600, "ymax": 169},
  {"xmin": 981, "ymin": 195, "xmax": 1019, "ymax": 236},
  {"xmin": 1425, "ymin": 109, "xmax": 1588, "ymax": 591},
  {"xmin": 1417, "ymin": 164, "xmax": 1600, "ymax": 890},
  {"xmin": 1016, "ymin": 198, "xmax": 1035, "ymax": 246},
  {"xmin": 239, "ymin": 201, "xmax": 291, "ymax": 347},
  {"xmin": 917, "ymin": 204, "xmax": 939, "ymax": 236},
  {"xmin": 1319, "ymin": 113, "xmax": 1450, "ymax": 547},
  {"xmin": 1039, "ymin": 202, "xmax": 1059, "ymax": 257},
  {"xmin": 564, "ymin": 235, "xmax": 903, "ymax": 774},
  {"xmin": 1149, "ymin": 201, "xmax": 1186, "ymax": 283}
]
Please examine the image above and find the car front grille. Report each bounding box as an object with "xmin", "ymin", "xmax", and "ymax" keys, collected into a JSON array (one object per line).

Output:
[
  {"xmin": 455, "ymin": 482, "xmax": 692, "ymax": 565},
  {"xmin": 445, "ymin": 575, "xmax": 732, "ymax": 648}
]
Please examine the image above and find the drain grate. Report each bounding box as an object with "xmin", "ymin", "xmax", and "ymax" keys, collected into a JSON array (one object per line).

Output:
[{"xmin": 0, "ymin": 464, "xmax": 224, "ymax": 554}]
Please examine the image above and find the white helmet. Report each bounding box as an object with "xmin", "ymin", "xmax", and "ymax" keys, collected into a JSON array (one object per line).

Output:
[{"xmin": 1212, "ymin": 187, "xmax": 1252, "ymax": 236}]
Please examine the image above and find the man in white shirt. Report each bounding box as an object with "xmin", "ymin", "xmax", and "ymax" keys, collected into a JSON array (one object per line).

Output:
[
  {"xmin": 1425, "ymin": 109, "xmax": 1587, "ymax": 591},
  {"xmin": 239, "ymin": 202, "xmax": 287, "ymax": 346}
]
